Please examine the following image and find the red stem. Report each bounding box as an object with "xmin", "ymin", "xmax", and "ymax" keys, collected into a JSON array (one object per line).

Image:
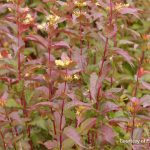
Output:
[
  {"xmin": 17, "ymin": 1, "xmax": 21, "ymax": 81},
  {"xmin": 79, "ymin": 9, "xmax": 83, "ymax": 56},
  {"xmin": 88, "ymin": 131, "xmax": 91, "ymax": 144},
  {"xmin": 131, "ymin": 51, "xmax": 144, "ymax": 143},
  {"xmin": 109, "ymin": 0, "xmax": 113, "ymax": 25},
  {"xmin": 131, "ymin": 113, "xmax": 135, "ymax": 140},
  {"xmin": 133, "ymin": 51, "xmax": 144, "ymax": 97},
  {"xmin": 96, "ymin": 0, "xmax": 113, "ymax": 109},
  {"xmin": 59, "ymin": 69, "xmax": 67, "ymax": 150},
  {"xmin": 48, "ymin": 33, "xmax": 57, "ymax": 135},
  {"xmin": 98, "ymin": 38, "xmax": 109, "ymax": 77},
  {"xmin": 0, "ymin": 129, "xmax": 6, "ymax": 150},
  {"xmin": 4, "ymin": 107, "xmax": 17, "ymax": 150},
  {"xmin": 16, "ymin": 1, "xmax": 33, "ymax": 149},
  {"xmin": 79, "ymin": 8, "xmax": 84, "ymax": 71}
]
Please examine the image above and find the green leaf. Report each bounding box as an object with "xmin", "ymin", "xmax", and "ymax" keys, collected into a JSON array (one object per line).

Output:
[
  {"xmin": 64, "ymin": 109, "xmax": 76, "ymax": 120},
  {"xmin": 62, "ymin": 139, "xmax": 75, "ymax": 150},
  {"xmin": 79, "ymin": 118, "xmax": 97, "ymax": 135},
  {"xmin": 25, "ymin": 89, "xmax": 34, "ymax": 104},
  {"xmin": 13, "ymin": 80, "xmax": 24, "ymax": 93},
  {"xmin": 6, "ymin": 98, "xmax": 21, "ymax": 108},
  {"xmin": 34, "ymin": 68, "xmax": 46, "ymax": 74},
  {"xmin": 30, "ymin": 117, "xmax": 47, "ymax": 130},
  {"xmin": 24, "ymin": 48, "xmax": 36, "ymax": 56}
]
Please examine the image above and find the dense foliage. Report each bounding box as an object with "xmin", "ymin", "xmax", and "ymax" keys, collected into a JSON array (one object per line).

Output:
[{"xmin": 0, "ymin": 0, "xmax": 150, "ymax": 150}]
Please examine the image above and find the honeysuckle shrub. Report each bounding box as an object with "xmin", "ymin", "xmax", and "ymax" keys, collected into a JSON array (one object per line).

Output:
[{"xmin": 0, "ymin": 0, "xmax": 150, "ymax": 150}]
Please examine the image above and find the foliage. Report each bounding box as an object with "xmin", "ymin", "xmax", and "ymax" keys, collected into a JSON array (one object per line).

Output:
[{"xmin": 0, "ymin": 0, "xmax": 150, "ymax": 150}]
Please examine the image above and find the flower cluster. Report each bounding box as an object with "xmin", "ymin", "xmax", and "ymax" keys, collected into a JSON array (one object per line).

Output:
[
  {"xmin": 115, "ymin": 3, "xmax": 130, "ymax": 11},
  {"xmin": 76, "ymin": 106, "xmax": 86, "ymax": 116},
  {"xmin": 37, "ymin": 22, "xmax": 47, "ymax": 30},
  {"xmin": 74, "ymin": 1, "xmax": 87, "ymax": 7},
  {"xmin": 55, "ymin": 59, "xmax": 73, "ymax": 68},
  {"xmin": 46, "ymin": 14, "xmax": 60, "ymax": 26},
  {"xmin": 23, "ymin": 14, "xmax": 34, "ymax": 24},
  {"xmin": 73, "ymin": 9, "xmax": 86, "ymax": 17},
  {"xmin": 37, "ymin": 14, "xmax": 60, "ymax": 30},
  {"xmin": 127, "ymin": 121, "xmax": 142, "ymax": 128},
  {"xmin": 106, "ymin": 3, "xmax": 129, "ymax": 11},
  {"xmin": 128, "ymin": 97, "xmax": 140, "ymax": 114},
  {"xmin": 63, "ymin": 74, "xmax": 80, "ymax": 82},
  {"xmin": 6, "ymin": 0, "xmax": 15, "ymax": 3}
]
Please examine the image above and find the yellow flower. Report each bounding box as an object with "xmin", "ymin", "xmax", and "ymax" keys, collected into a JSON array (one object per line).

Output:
[
  {"xmin": 95, "ymin": 2, "xmax": 100, "ymax": 6},
  {"xmin": 76, "ymin": 106, "xmax": 86, "ymax": 116},
  {"xmin": 3, "ymin": 42, "xmax": 9, "ymax": 48},
  {"xmin": 37, "ymin": 22, "xmax": 47, "ymax": 30},
  {"xmin": 73, "ymin": 9, "xmax": 86, "ymax": 17},
  {"xmin": 8, "ymin": 7, "xmax": 12, "ymax": 11},
  {"xmin": 127, "ymin": 106, "xmax": 134, "ymax": 113},
  {"xmin": 106, "ymin": 3, "xmax": 129, "ymax": 11},
  {"xmin": 55, "ymin": 59, "xmax": 73, "ymax": 68},
  {"xmin": 46, "ymin": 14, "xmax": 60, "ymax": 26},
  {"xmin": 7, "ymin": 0, "xmax": 14, "ymax": 2},
  {"xmin": 131, "ymin": 97, "xmax": 140, "ymax": 107},
  {"xmin": 0, "ymin": 99, "xmax": 6, "ymax": 107},
  {"xmin": 127, "ymin": 122, "xmax": 132, "ymax": 127},
  {"xmin": 115, "ymin": 3, "xmax": 129, "ymax": 11},
  {"xmin": 73, "ymin": 74, "xmax": 80, "ymax": 80},
  {"xmin": 23, "ymin": 14, "xmax": 33, "ymax": 24},
  {"xmin": 74, "ymin": 1, "xmax": 87, "ymax": 7},
  {"xmin": 25, "ymin": 73, "xmax": 30, "ymax": 77},
  {"xmin": 64, "ymin": 75, "xmax": 73, "ymax": 82},
  {"xmin": 135, "ymin": 123, "xmax": 142, "ymax": 128},
  {"xmin": 119, "ymin": 94, "xmax": 129, "ymax": 102},
  {"xmin": 73, "ymin": 9, "xmax": 81, "ymax": 17},
  {"xmin": 55, "ymin": 60, "xmax": 65, "ymax": 67}
]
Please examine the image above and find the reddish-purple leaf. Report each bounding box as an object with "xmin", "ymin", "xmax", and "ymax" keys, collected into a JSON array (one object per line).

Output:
[
  {"xmin": 104, "ymin": 24, "xmax": 117, "ymax": 38},
  {"xmin": 30, "ymin": 102, "xmax": 58, "ymax": 111},
  {"xmin": 73, "ymin": 50, "xmax": 87, "ymax": 70},
  {"xmin": 90, "ymin": 73, "xmax": 98, "ymax": 103},
  {"xmin": 133, "ymin": 128, "xmax": 143, "ymax": 140},
  {"xmin": 103, "ymin": 92, "xmax": 117, "ymax": 100},
  {"xmin": 26, "ymin": 35, "xmax": 48, "ymax": 49},
  {"xmin": 137, "ymin": 115, "xmax": 150, "ymax": 121},
  {"xmin": 35, "ymin": 86, "xmax": 49, "ymax": 97},
  {"xmin": 9, "ymin": 111, "xmax": 22, "ymax": 124},
  {"xmin": 55, "ymin": 83, "xmax": 69, "ymax": 97},
  {"xmin": 132, "ymin": 145, "xmax": 146, "ymax": 150},
  {"xmin": 101, "ymin": 125, "xmax": 116, "ymax": 144},
  {"xmin": 102, "ymin": 102, "xmax": 119, "ymax": 114},
  {"xmin": 114, "ymin": 48, "xmax": 134, "ymax": 67},
  {"xmin": 64, "ymin": 126, "xmax": 86, "ymax": 148},
  {"xmin": 0, "ymin": 114, "xmax": 7, "ymax": 122},
  {"xmin": 0, "ymin": 4, "xmax": 15, "ymax": 12},
  {"xmin": 109, "ymin": 117, "xmax": 129, "ymax": 125},
  {"xmin": 61, "ymin": 52, "xmax": 70, "ymax": 61},
  {"xmin": 52, "ymin": 41, "xmax": 70, "ymax": 49},
  {"xmin": 65, "ymin": 100, "xmax": 91, "ymax": 110},
  {"xmin": 79, "ymin": 118, "xmax": 97, "ymax": 135},
  {"xmin": 43, "ymin": 140, "xmax": 58, "ymax": 150},
  {"xmin": 54, "ymin": 111, "xmax": 66, "ymax": 130},
  {"xmin": 140, "ymin": 95, "xmax": 150, "ymax": 107},
  {"xmin": 141, "ymin": 81, "xmax": 150, "ymax": 91},
  {"xmin": 119, "ymin": 8, "xmax": 138, "ymax": 16}
]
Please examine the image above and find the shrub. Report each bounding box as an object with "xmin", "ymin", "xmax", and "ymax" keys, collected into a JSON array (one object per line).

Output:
[{"xmin": 0, "ymin": 0, "xmax": 149, "ymax": 150}]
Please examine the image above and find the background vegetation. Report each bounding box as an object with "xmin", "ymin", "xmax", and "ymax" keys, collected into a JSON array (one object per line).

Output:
[{"xmin": 0, "ymin": 0, "xmax": 150, "ymax": 150}]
